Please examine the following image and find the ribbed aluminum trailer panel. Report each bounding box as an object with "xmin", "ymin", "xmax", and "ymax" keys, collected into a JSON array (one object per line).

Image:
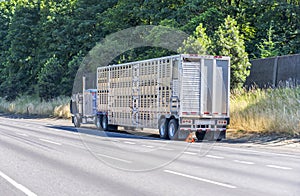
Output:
[
  {"xmin": 96, "ymin": 54, "xmax": 230, "ymax": 140},
  {"xmin": 97, "ymin": 55, "xmax": 177, "ymax": 129},
  {"xmin": 66, "ymin": 54, "xmax": 231, "ymax": 140}
]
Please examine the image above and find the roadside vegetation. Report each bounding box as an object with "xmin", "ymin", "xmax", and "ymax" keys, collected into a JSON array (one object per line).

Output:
[
  {"xmin": 230, "ymin": 87, "xmax": 300, "ymax": 136},
  {"xmin": 1, "ymin": 1, "xmax": 299, "ymax": 101},
  {"xmin": 0, "ymin": 96, "xmax": 71, "ymax": 118},
  {"xmin": 0, "ymin": 1, "xmax": 299, "ymax": 138},
  {"xmin": 0, "ymin": 87, "xmax": 299, "ymax": 137}
]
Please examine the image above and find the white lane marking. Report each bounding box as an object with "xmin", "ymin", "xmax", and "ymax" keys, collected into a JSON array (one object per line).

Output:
[
  {"xmin": 215, "ymin": 146, "xmax": 299, "ymax": 159},
  {"xmin": 234, "ymin": 160, "xmax": 255, "ymax": 165},
  {"xmin": 97, "ymin": 153, "xmax": 132, "ymax": 163},
  {"xmin": 0, "ymin": 170, "xmax": 37, "ymax": 196},
  {"xmin": 206, "ymin": 155, "xmax": 224, "ymax": 159},
  {"xmin": 142, "ymin": 145, "xmax": 154, "ymax": 148},
  {"xmin": 183, "ymin": 151, "xmax": 197, "ymax": 155},
  {"xmin": 46, "ymin": 128, "xmax": 61, "ymax": 132},
  {"xmin": 124, "ymin": 141, "xmax": 136, "ymax": 145},
  {"xmin": 266, "ymin": 165, "xmax": 292, "ymax": 170},
  {"xmin": 159, "ymin": 147, "xmax": 174, "ymax": 151},
  {"xmin": 87, "ymin": 135, "xmax": 98, "ymax": 138},
  {"xmin": 164, "ymin": 170, "xmax": 237, "ymax": 189},
  {"xmin": 15, "ymin": 132, "xmax": 28, "ymax": 137},
  {"xmin": 39, "ymin": 138, "xmax": 62, "ymax": 146}
]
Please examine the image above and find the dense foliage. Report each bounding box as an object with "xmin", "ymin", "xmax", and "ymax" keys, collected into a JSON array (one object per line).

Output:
[{"xmin": 0, "ymin": 0, "xmax": 299, "ymax": 100}]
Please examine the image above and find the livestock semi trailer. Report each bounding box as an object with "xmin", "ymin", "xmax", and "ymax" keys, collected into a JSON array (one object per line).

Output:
[{"xmin": 70, "ymin": 54, "xmax": 230, "ymax": 141}]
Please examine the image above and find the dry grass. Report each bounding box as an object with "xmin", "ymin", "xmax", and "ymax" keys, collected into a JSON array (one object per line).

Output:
[
  {"xmin": 230, "ymin": 87, "xmax": 300, "ymax": 136},
  {"xmin": 0, "ymin": 96, "xmax": 71, "ymax": 118},
  {"xmin": 1, "ymin": 88, "xmax": 299, "ymax": 136}
]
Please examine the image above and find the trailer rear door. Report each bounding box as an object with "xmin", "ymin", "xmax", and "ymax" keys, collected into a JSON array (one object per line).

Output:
[{"xmin": 180, "ymin": 55, "xmax": 230, "ymax": 117}]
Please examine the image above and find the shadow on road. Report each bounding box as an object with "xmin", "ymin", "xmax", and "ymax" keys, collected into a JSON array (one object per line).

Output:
[
  {"xmin": 46, "ymin": 125, "xmax": 259, "ymax": 144},
  {"xmin": 46, "ymin": 125, "xmax": 161, "ymax": 141}
]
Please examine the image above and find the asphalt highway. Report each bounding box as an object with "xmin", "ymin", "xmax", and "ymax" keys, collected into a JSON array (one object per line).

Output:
[{"xmin": 0, "ymin": 116, "xmax": 299, "ymax": 196}]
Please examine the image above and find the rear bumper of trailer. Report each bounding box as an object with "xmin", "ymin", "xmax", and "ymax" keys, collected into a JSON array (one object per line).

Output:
[{"xmin": 179, "ymin": 117, "xmax": 230, "ymax": 132}]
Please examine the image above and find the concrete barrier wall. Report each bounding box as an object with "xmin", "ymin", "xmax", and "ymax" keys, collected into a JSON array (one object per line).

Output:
[{"xmin": 245, "ymin": 54, "xmax": 300, "ymax": 88}]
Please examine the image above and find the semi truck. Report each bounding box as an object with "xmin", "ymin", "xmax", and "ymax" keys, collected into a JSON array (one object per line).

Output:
[{"xmin": 70, "ymin": 54, "xmax": 230, "ymax": 141}]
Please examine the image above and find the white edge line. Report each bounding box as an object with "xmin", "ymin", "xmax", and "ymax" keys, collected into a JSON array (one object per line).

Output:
[
  {"xmin": 142, "ymin": 145, "xmax": 154, "ymax": 148},
  {"xmin": 266, "ymin": 165, "xmax": 292, "ymax": 170},
  {"xmin": 183, "ymin": 152, "xmax": 197, "ymax": 155},
  {"xmin": 0, "ymin": 170, "xmax": 37, "ymax": 196},
  {"xmin": 206, "ymin": 155, "xmax": 224, "ymax": 159},
  {"xmin": 164, "ymin": 170, "xmax": 237, "ymax": 189},
  {"xmin": 97, "ymin": 153, "xmax": 132, "ymax": 163},
  {"xmin": 124, "ymin": 141, "xmax": 136, "ymax": 145},
  {"xmin": 234, "ymin": 160, "xmax": 255, "ymax": 165},
  {"xmin": 39, "ymin": 138, "xmax": 62, "ymax": 146}
]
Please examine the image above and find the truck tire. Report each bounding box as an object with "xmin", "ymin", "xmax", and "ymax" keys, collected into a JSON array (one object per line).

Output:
[
  {"xmin": 168, "ymin": 119, "xmax": 178, "ymax": 140},
  {"xmin": 159, "ymin": 118, "xmax": 169, "ymax": 139},
  {"xmin": 74, "ymin": 114, "xmax": 81, "ymax": 128},
  {"xmin": 96, "ymin": 116, "xmax": 101, "ymax": 130},
  {"xmin": 196, "ymin": 131, "xmax": 205, "ymax": 141},
  {"xmin": 101, "ymin": 115, "xmax": 108, "ymax": 131}
]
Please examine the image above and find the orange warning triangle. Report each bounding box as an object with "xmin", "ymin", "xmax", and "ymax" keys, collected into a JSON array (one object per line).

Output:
[{"xmin": 185, "ymin": 133, "xmax": 195, "ymax": 143}]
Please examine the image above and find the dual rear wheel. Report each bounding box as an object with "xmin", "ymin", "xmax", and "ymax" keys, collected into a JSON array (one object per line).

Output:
[
  {"xmin": 96, "ymin": 115, "xmax": 109, "ymax": 131},
  {"xmin": 159, "ymin": 118, "xmax": 179, "ymax": 140},
  {"xmin": 159, "ymin": 118, "xmax": 225, "ymax": 141}
]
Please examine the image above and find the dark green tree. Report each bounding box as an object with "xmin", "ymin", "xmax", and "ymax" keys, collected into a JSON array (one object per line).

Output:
[
  {"xmin": 0, "ymin": 0, "xmax": 300, "ymax": 100},
  {"xmin": 238, "ymin": 0, "xmax": 300, "ymax": 57},
  {"xmin": 178, "ymin": 23, "xmax": 211, "ymax": 54},
  {"xmin": 0, "ymin": 2, "xmax": 12, "ymax": 96},
  {"xmin": 257, "ymin": 25, "xmax": 279, "ymax": 58},
  {"xmin": 60, "ymin": 51, "xmax": 84, "ymax": 96},
  {"xmin": 214, "ymin": 16, "xmax": 251, "ymax": 89},
  {"xmin": 38, "ymin": 55, "xmax": 63, "ymax": 100},
  {"xmin": 1, "ymin": 2, "xmax": 40, "ymax": 100}
]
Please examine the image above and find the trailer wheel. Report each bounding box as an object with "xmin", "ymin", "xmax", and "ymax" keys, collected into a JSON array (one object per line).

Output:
[
  {"xmin": 196, "ymin": 131, "xmax": 205, "ymax": 141},
  {"xmin": 101, "ymin": 115, "xmax": 108, "ymax": 131},
  {"xmin": 159, "ymin": 118, "xmax": 169, "ymax": 139},
  {"xmin": 168, "ymin": 119, "xmax": 178, "ymax": 140},
  {"xmin": 96, "ymin": 116, "xmax": 101, "ymax": 130},
  {"xmin": 74, "ymin": 114, "xmax": 81, "ymax": 128}
]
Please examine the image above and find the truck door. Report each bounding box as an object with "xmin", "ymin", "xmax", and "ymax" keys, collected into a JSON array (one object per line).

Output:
[
  {"xmin": 180, "ymin": 57, "xmax": 201, "ymax": 115},
  {"xmin": 200, "ymin": 58, "xmax": 229, "ymax": 116}
]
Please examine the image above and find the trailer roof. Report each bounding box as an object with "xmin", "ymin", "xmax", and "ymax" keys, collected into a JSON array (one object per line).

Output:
[{"xmin": 97, "ymin": 54, "xmax": 230, "ymax": 70}]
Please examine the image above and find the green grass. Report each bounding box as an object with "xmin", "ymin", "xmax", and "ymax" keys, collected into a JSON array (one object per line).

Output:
[
  {"xmin": 230, "ymin": 87, "xmax": 300, "ymax": 136},
  {"xmin": 0, "ymin": 96, "xmax": 71, "ymax": 118}
]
